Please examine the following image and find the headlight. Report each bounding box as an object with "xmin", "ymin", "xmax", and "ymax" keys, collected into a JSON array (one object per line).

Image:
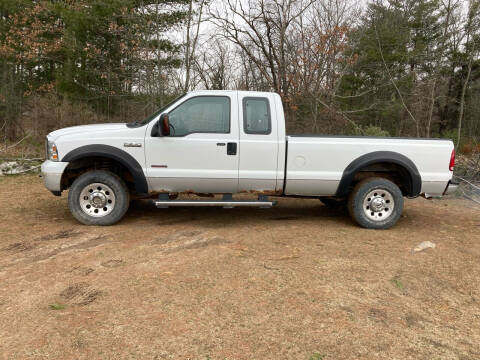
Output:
[{"xmin": 46, "ymin": 139, "xmax": 59, "ymax": 161}]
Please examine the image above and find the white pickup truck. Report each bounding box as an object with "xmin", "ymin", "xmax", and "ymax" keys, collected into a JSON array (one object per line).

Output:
[{"xmin": 41, "ymin": 90, "xmax": 457, "ymax": 229}]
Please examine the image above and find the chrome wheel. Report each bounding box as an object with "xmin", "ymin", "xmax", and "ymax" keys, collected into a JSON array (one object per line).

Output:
[
  {"xmin": 79, "ymin": 183, "xmax": 116, "ymax": 218},
  {"xmin": 363, "ymin": 188, "xmax": 394, "ymax": 221}
]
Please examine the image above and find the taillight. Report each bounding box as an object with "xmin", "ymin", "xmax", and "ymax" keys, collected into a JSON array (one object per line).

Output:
[{"xmin": 449, "ymin": 149, "xmax": 455, "ymax": 171}]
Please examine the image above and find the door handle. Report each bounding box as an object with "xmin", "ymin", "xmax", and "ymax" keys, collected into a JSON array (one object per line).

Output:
[
  {"xmin": 216, "ymin": 142, "xmax": 226, "ymax": 146},
  {"xmin": 227, "ymin": 142, "xmax": 237, "ymax": 155}
]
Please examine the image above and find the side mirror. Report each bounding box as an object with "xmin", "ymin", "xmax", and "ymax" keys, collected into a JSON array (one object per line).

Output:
[
  {"xmin": 160, "ymin": 113, "xmax": 170, "ymax": 136},
  {"xmin": 151, "ymin": 113, "xmax": 170, "ymax": 137}
]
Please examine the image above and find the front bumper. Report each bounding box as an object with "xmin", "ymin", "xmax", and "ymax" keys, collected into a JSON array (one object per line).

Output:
[
  {"xmin": 443, "ymin": 180, "xmax": 459, "ymax": 195},
  {"xmin": 41, "ymin": 160, "xmax": 69, "ymax": 194}
]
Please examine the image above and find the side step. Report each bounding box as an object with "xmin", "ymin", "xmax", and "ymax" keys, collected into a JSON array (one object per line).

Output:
[{"xmin": 155, "ymin": 194, "xmax": 276, "ymax": 209}]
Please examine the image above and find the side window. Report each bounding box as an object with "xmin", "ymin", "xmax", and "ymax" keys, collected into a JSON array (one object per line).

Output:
[
  {"xmin": 243, "ymin": 97, "xmax": 271, "ymax": 135},
  {"xmin": 168, "ymin": 96, "xmax": 230, "ymax": 137}
]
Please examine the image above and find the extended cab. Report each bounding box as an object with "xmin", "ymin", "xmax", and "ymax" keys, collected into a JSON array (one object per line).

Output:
[{"xmin": 41, "ymin": 90, "xmax": 457, "ymax": 229}]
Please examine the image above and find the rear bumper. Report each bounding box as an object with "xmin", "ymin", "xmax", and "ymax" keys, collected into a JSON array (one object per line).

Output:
[
  {"xmin": 443, "ymin": 180, "xmax": 459, "ymax": 195},
  {"xmin": 41, "ymin": 160, "xmax": 69, "ymax": 193}
]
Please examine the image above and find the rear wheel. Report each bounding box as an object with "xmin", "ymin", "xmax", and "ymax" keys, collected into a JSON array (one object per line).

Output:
[
  {"xmin": 68, "ymin": 170, "xmax": 130, "ymax": 226},
  {"xmin": 348, "ymin": 177, "xmax": 403, "ymax": 229}
]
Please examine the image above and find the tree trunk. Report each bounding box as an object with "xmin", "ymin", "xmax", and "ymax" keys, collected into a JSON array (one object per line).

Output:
[
  {"xmin": 426, "ymin": 79, "xmax": 436, "ymax": 137},
  {"xmin": 457, "ymin": 57, "xmax": 473, "ymax": 147},
  {"xmin": 184, "ymin": 0, "xmax": 193, "ymax": 92}
]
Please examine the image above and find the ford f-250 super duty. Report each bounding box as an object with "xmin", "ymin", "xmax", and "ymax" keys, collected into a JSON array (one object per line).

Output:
[{"xmin": 41, "ymin": 90, "xmax": 458, "ymax": 229}]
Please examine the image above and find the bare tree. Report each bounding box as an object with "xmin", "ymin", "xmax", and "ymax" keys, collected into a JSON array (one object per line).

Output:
[
  {"xmin": 192, "ymin": 39, "xmax": 235, "ymax": 90},
  {"xmin": 210, "ymin": 0, "xmax": 314, "ymax": 98},
  {"xmin": 288, "ymin": 0, "xmax": 362, "ymax": 132},
  {"xmin": 184, "ymin": 0, "xmax": 208, "ymax": 92},
  {"xmin": 209, "ymin": 0, "xmax": 364, "ymax": 132}
]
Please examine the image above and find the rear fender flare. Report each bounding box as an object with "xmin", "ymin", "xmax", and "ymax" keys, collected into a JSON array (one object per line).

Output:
[{"xmin": 335, "ymin": 151, "xmax": 421, "ymax": 197}]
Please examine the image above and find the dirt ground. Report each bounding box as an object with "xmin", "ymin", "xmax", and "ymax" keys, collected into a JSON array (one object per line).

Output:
[{"xmin": 0, "ymin": 174, "xmax": 479, "ymax": 360}]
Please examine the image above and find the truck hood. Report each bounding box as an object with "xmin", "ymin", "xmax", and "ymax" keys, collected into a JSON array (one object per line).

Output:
[{"xmin": 47, "ymin": 123, "xmax": 127, "ymax": 141}]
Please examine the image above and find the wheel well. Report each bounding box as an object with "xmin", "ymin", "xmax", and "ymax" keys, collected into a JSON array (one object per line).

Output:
[
  {"xmin": 335, "ymin": 151, "xmax": 422, "ymax": 198},
  {"xmin": 351, "ymin": 162, "xmax": 413, "ymax": 196},
  {"xmin": 61, "ymin": 156, "xmax": 135, "ymax": 192}
]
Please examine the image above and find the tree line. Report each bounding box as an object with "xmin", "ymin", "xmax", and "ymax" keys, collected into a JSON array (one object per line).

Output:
[{"xmin": 1, "ymin": 0, "xmax": 480, "ymax": 151}]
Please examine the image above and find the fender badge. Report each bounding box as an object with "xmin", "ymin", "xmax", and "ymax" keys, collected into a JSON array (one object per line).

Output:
[{"xmin": 124, "ymin": 142, "xmax": 142, "ymax": 148}]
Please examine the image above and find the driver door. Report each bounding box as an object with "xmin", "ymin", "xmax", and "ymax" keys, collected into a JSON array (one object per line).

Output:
[{"xmin": 145, "ymin": 94, "xmax": 239, "ymax": 193}]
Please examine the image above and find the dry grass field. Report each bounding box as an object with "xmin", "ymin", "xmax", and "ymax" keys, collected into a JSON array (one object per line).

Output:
[{"xmin": 0, "ymin": 174, "xmax": 479, "ymax": 360}]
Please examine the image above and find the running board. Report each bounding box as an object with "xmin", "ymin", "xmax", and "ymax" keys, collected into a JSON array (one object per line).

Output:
[{"xmin": 155, "ymin": 194, "xmax": 276, "ymax": 209}]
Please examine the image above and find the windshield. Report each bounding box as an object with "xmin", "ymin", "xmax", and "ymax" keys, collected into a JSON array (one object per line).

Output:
[{"xmin": 127, "ymin": 94, "xmax": 186, "ymax": 127}]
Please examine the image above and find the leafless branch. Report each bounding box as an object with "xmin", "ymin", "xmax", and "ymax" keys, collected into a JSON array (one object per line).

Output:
[
  {"xmin": 316, "ymin": 98, "xmax": 364, "ymax": 134},
  {"xmin": 0, "ymin": 135, "xmax": 30, "ymax": 153}
]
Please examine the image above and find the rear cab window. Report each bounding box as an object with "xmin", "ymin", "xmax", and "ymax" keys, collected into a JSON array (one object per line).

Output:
[{"xmin": 243, "ymin": 97, "xmax": 271, "ymax": 135}]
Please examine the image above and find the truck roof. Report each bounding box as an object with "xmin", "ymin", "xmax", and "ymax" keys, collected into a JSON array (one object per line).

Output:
[{"xmin": 188, "ymin": 90, "xmax": 279, "ymax": 97}]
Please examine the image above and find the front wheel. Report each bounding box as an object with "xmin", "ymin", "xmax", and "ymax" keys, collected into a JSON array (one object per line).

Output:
[
  {"xmin": 68, "ymin": 170, "xmax": 130, "ymax": 226},
  {"xmin": 348, "ymin": 178, "xmax": 404, "ymax": 229}
]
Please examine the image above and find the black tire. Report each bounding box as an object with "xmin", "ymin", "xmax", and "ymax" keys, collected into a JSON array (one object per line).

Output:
[
  {"xmin": 68, "ymin": 170, "xmax": 130, "ymax": 226},
  {"xmin": 347, "ymin": 177, "xmax": 404, "ymax": 230},
  {"xmin": 320, "ymin": 197, "xmax": 347, "ymax": 209}
]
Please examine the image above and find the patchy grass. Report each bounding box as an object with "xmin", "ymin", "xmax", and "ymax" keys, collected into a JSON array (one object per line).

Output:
[
  {"xmin": 0, "ymin": 141, "xmax": 44, "ymax": 161},
  {"xmin": 49, "ymin": 303, "xmax": 67, "ymax": 310},
  {"xmin": 390, "ymin": 276, "xmax": 404, "ymax": 289},
  {"xmin": 0, "ymin": 174, "xmax": 479, "ymax": 359}
]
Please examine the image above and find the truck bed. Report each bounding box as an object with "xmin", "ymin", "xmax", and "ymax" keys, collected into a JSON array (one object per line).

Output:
[{"xmin": 284, "ymin": 135, "xmax": 454, "ymax": 197}]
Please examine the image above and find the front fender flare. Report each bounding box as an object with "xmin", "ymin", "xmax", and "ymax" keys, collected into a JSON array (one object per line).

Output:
[
  {"xmin": 62, "ymin": 144, "xmax": 148, "ymax": 194},
  {"xmin": 335, "ymin": 151, "xmax": 422, "ymax": 197}
]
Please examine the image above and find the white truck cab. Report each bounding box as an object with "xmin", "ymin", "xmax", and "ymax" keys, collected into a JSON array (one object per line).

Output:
[{"xmin": 42, "ymin": 90, "xmax": 457, "ymax": 229}]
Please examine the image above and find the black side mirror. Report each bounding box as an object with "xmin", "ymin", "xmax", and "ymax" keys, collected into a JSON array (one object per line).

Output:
[
  {"xmin": 160, "ymin": 113, "xmax": 170, "ymax": 136},
  {"xmin": 151, "ymin": 113, "xmax": 170, "ymax": 137}
]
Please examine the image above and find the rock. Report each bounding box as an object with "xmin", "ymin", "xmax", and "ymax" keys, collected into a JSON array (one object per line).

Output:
[
  {"xmin": 413, "ymin": 241, "xmax": 436, "ymax": 252},
  {"xmin": 0, "ymin": 161, "xmax": 40, "ymax": 175},
  {"xmin": 0, "ymin": 161, "xmax": 19, "ymax": 174}
]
